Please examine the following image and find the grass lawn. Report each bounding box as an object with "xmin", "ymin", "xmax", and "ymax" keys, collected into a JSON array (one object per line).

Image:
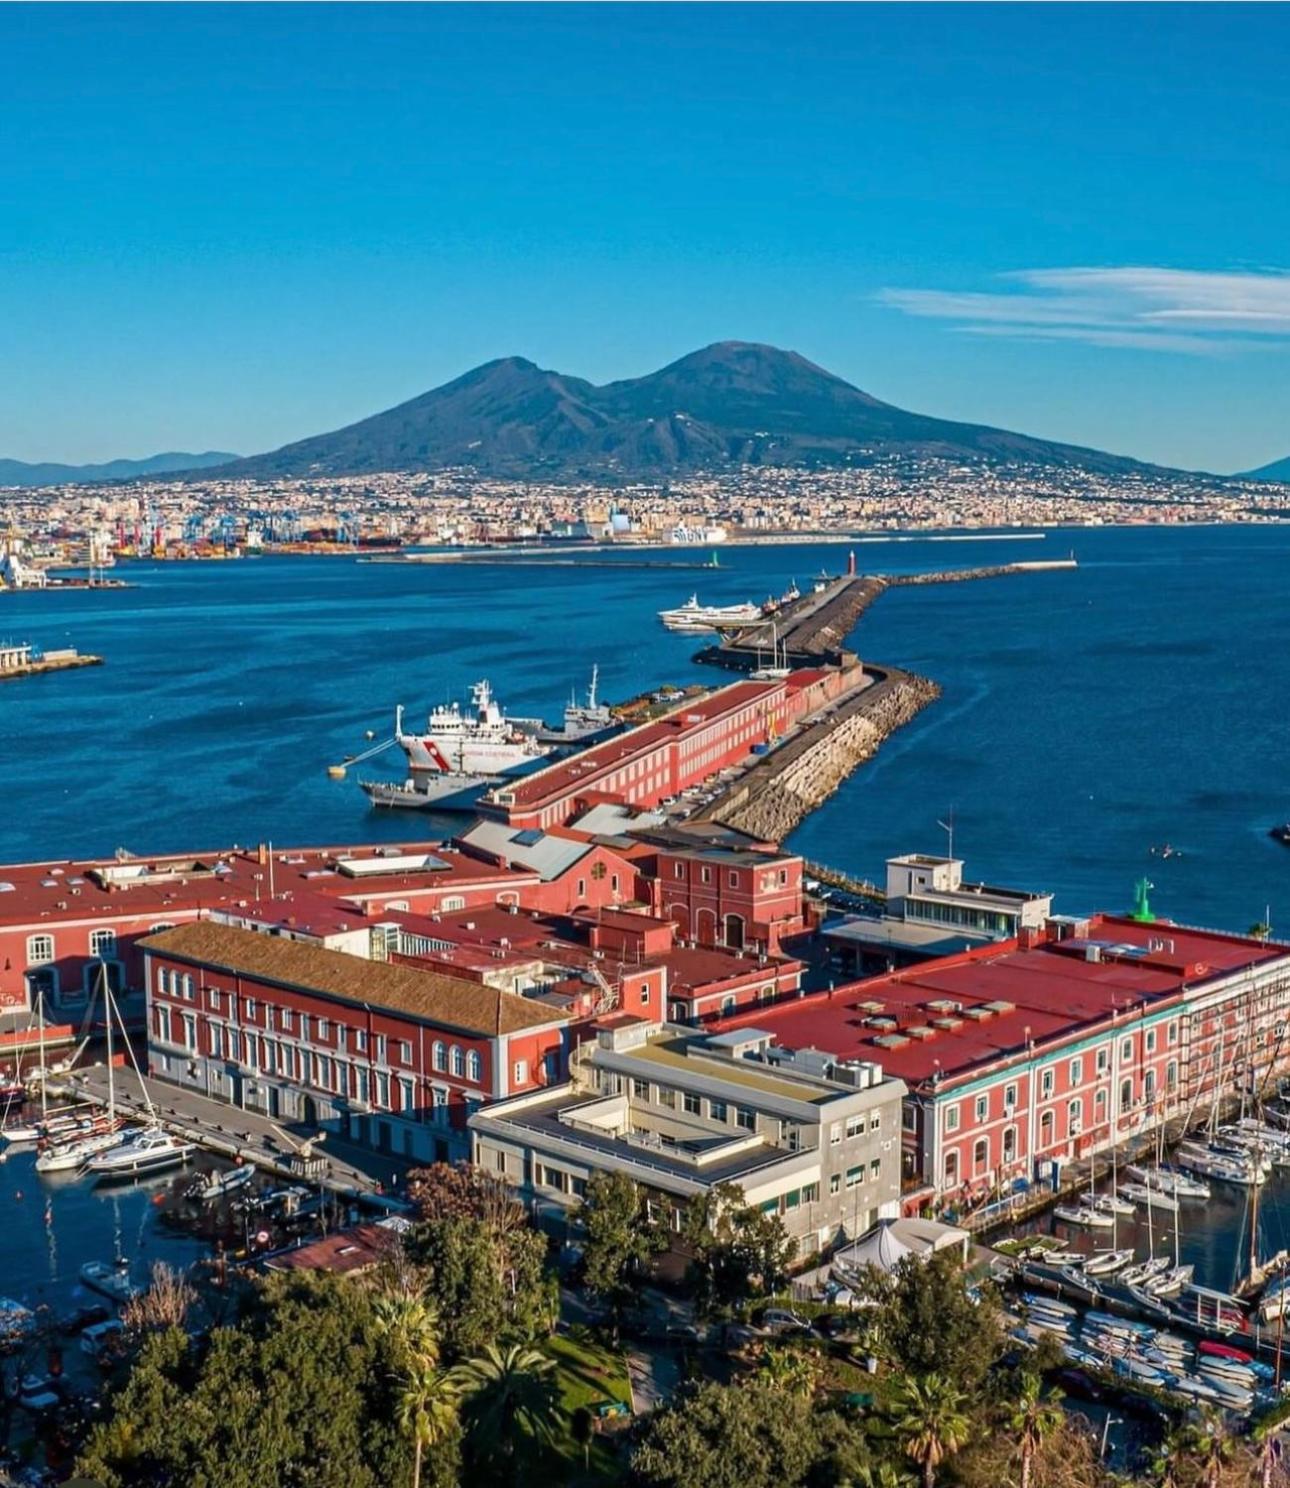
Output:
[{"xmin": 545, "ymin": 1330, "xmax": 633, "ymax": 1485}]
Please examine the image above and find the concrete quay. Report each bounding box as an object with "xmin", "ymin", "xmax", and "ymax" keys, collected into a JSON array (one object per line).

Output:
[
  {"xmin": 55, "ymin": 1064, "xmax": 409, "ymax": 1201},
  {"xmin": 694, "ymin": 665, "xmax": 941, "ymax": 842},
  {"xmin": 0, "ymin": 651, "xmax": 103, "ymax": 682}
]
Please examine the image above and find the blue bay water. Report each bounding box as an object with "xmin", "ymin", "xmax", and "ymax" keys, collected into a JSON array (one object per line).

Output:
[{"xmin": 0, "ymin": 526, "xmax": 1288, "ymax": 935}]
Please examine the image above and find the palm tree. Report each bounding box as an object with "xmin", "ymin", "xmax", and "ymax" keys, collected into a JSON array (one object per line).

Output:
[
  {"xmin": 757, "ymin": 1344, "xmax": 821, "ymax": 1397},
  {"xmin": 889, "ymin": 1373, "xmax": 973, "ymax": 1488},
  {"xmin": 398, "ymin": 1360, "xmax": 460, "ymax": 1488},
  {"xmin": 451, "ymin": 1342, "xmax": 561, "ymax": 1478},
  {"xmin": 1007, "ymin": 1373, "xmax": 1064, "ymax": 1488},
  {"xmin": 374, "ymin": 1291, "xmax": 442, "ymax": 1371}
]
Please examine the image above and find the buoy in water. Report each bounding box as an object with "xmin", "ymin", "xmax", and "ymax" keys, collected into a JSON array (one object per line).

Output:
[{"xmin": 327, "ymin": 764, "xmax": 346, "ymax": 780}]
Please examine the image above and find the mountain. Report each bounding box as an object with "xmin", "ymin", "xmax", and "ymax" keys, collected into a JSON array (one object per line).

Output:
[
  {"xmin": 185, "ymin": 341, "xmax": 1179, "ymax": 482},
  {"xmin": 0, "ymin": 451, "xmax": 238, "ymax": 488},
  {"xmin": 1240, "ymin": 455, "xmax": 1290, "ymax": 483}
]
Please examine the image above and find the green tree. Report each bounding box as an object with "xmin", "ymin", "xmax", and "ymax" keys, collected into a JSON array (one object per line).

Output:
[
  {"xmin": 630, "ymin": 1378, "xmax": 867, "ymax": 1488},
  {"xmin": 76, "ymin": 1273, "xmax": 417, "ymax": 1488},
  {"xmin": 397, "ymin": 1359, "xmax": 461, "ymax": 1488},
  {"xmin": 868, "ymin": 1251, "xmax": 1003, "ymax": 1394},
  {"xmin": 682, "ymin": 1183, "xmax": 797, "ymax": 1315},
  {"xmin": 1007, "ymin": 1374, "xmax": 1064, "ymax": 1488},
  {"xmin": 451, "ymin": 1342, "xmax": 561, "ymax": 1483},
  {"xmin": 889, "ymin": 1372, "xmax": 973, "ymax": 1488},
  {"xmin": 1183, "ymin": 1411, "xmax": 1238, "ymax": 1488},
  {"xmin": 578, "ymin": 1172, "xmax": 664, "ymax": 1337},
  {"xmin": 757, "ymin": 1343, "xmax": 821, "ymax": 1398},
  {"xmin": 413, "ymin": 1215, "xmax": 554, "ymax": 1360}
]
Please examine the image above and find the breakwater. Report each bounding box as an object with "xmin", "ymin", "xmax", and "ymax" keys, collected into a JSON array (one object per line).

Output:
[{"xmin": 699, "ymin": 666, "xmax": 941, "ymax": 841}]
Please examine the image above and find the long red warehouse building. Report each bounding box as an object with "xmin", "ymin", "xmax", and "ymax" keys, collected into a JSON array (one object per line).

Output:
[{"xmin": 484, "ymin": 668, "xmax": 856, "ymax": 830}]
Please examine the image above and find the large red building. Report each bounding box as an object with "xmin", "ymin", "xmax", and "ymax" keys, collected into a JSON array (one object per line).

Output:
[
  {"xmin": 484, "ymin": 668, "xmax": 857, "ymax": 831},
  {"xmin": 144, "ymin": 920, "xmax": 572, "ymax": 1163},
  {"xmin": 712, "ymin": 912, "xmax": 1290, "ymax": 1215}
]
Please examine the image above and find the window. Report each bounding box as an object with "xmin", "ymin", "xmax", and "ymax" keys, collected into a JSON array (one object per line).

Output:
[
  {"xmin": 728, "ymin": 871, "xmax": 738, "ymax": 888},
  {"xmin": 975, "ymin": 1094, "xmax": 988, "ymax": 1122},
  {"xmin": 944, "ymin": 1150, "xmax": 959, "ymax": 1186},
  {"xmin": 1145, "ymin": 1029, "xmax": 1156, "ymax": 1054},
  {"xmin": 337, "ymin": 1025, "xmax": 348, "ymax": 1052},
  {"xmin": 1040, "ymin": 1068, "xmax": 1054, "ymax": 1099},
  {"xmin": 721, "ymin": 994, "xmax": 736, "ymax": 1014},
  {"xmin": 735, "ymin": 1106, "xmax": 756, "ymax": 1131},
  {"xmin": 513, "ymin": 1059, "xmax": 529, "ymax": 1085},
  {"xmin": 845, "ymin": 1114, "xmax": 865, "ymax": 1139},
  {"xmin": 830, "ymin": 1173, "xmax": 841, "ymax": 1195},
  {"xmin": 181, "ymin": 974, "xmax": 194, "ymax": 1001},
  {"xmin": 683, "ymin": 1092, "xmax": 701, "ymax": 1115},
  {"xmin": 280, "ymin": 1007, "xmax": 294, "ymax": 1032},
  {"xmin": 450, "ymin": 1045, "xmax": 465, "ymax": 1077},
  {"xmin": 156, "ymin": 966, "xmax": 170, "ymax": 995},
  {"xmin": 845, "ymin": 1165, "xmax": 863, "ymax": 1189},
  {"xmin": 640, "ymin": 982, "xmax": 650, "ymax": 1006},
  {"xmin": 870, "ymin": 1158, "xmax": 881, "ymax": 1179},
  {"xmin": 466, "ymin": 1050, "xmax": 482, "ymax": 1083},
  {"xmin": 973, "ymin": 1138, "xmax": 988, "ymax": 1176},
  {"xmin": 210, "ymin": 1024, "xmax": 225, "ymax": 1059},
  {"xmin": 443, "ymin": 895, "xmax": 466, "ymax": 912},
  {"xmin": 375, "ymin": 1071, "xmax": 390, "ymax": 1108},
  {"xmin": 675, "ymin": 864, "xmax": 684, "ymax": 879},
  {"xmin": 1096, "ymin": 1047, "xmax": 1109, "ymax": 1074},
  {"xmin": 1119, "ymin": 1077, "xmax": 1133, "ymax": 1111},
  {"xmin": 354, "ymin": 1028, "xmax": 367, "ymax": 1054},
  {"xmin": 1144, "ymin": 1070, "xmax": 1156, "ymax": 1102},
  {"xmin": 433, "ymin": 1040, "xmax": 447, "ymax": 1072},
  {"xmin": 1069, "ymin": 1057, "xmax": 1083, "ymax": 1086},
  {"xmin": 576, "ymin": 879, "xmax": 586, "ymax": 899},
  {"xmin": 1004, "ymin": 1083, "xmax": 1018, "ymax": 1109},
  {"xmin": 944, "ymin": 1103, "xmax": 961, "ymax": 1133},
  {"xmin": 88, "ymin": 929, "xmax": 117, "ymax": 958},
  {"xmin": 710, "ymin": 1099, "xmax": 728, "ymax": 1123},
  {"xmin": 632, "ymin": 1078, "xmax": 649, "ymax": 1099},
  {"xmin": 1067, "ymin": 1098, "xmax": 1083, "ymax": 1133},
  {"xmin": 399, "ymin": 1076, "xmax": 415, "ymax": 1115},
  {"xmin": 1168, "ymin": 1021, "xmax": 1179, "ymax": 1046},
  {"xmin": 1167, "ymin": 1060, "xmax": 1178, "ymax": 1090},
  {"xmin": 700, "ymin": 866, "xmax": 711, "ymax": 884},
  {"xmin": 245, "ymin": 998, "xmax": 257, "ymax": 1021},
  {"xmin": 830, "ymin": 1122, "xmax": 842, "ymax": 1146},
  {"xmin": 658, "ymin": 1088, "xmax": 676, "ymax": 1109},
  {"xmin": 398, "ymin": 1040, "xmax": 412, "ymax": 1065},
  {"xmin": 869, "ymin": 1112, "xmax": 882, "ymax": 1132},
  {"xmin": 1120, "ymin": 1038, "xmax": 1133, "ymax": 1061}
]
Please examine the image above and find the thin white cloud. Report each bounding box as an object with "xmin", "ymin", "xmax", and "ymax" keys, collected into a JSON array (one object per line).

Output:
[{"xmin": 878, "ymin": 267, "xmax": 1290, "ymax": 353}]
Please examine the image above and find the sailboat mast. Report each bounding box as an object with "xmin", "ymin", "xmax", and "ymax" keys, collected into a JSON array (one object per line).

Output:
[
  {"xmin": 36, "ymin": 985, "xmax": 47, "ymax": 1121},
  {"xmin": 102, "ymin": 964, "xmax": 115, "ymax": 1125}
]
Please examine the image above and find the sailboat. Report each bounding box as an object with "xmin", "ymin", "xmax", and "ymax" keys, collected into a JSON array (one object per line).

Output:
[
  {"xmin": 34, "ymin": 966, "xmax": 131, "ymax": 1173},
  {"xmin": 86, "ymin": 977, "xmax": 193, "ymax": 1180},
  {"xmin": 0, "ymin": 992, "xmax": 44, "ymax": 1145}
]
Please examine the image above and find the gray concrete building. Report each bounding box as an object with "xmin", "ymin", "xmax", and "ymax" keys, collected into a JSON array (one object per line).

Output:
[{"xmin": 469, "ymin": 1018, "xmax": 907, "ymax": 1258}]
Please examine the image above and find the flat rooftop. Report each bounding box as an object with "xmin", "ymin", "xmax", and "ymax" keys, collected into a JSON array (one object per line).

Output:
[
  {"xmin": 715, "ymin": 914, "xmax": 1288, "ymax": 1088},
  {"xmin": 615, "ymin": 1032, "xmax": 838, "ymax": 1106}
]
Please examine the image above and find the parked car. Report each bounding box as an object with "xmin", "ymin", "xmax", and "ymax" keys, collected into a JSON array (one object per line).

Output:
[
  {"xmin": 813, "ymin": 1312, "xmax": 861, "ymax": 1340},
  {"xmin": 759, "ymin": 1307, "xmax": 810, "ymax": 1335},
  {"xmin": 665, "ymin": 1321, "xmax": 706, "ymax": 1345}
]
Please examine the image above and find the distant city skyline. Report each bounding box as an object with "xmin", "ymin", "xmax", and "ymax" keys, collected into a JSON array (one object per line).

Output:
[{"xmin": 3, "ymin": 2, "xmax": 1288, "ymax": 473}]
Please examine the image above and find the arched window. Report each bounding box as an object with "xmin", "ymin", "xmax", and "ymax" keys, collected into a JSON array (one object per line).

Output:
[
  {"xmin": 466, "ymin": 1050, "xmax": 482, "ymax": 1083},
  {"xmin": 1067, "ymin": 1098, "xmax": 1083, "ymax": 1135},
  {"xmin": 943, "ymin": 1150, "xmax": 959, "ymax": 1187},
  {"xmin": 432, "ymin": 1040, "xmax": 446, "ymax": 1072},
  {"xmin": 972, "ymin": 1137, "xmax": 989, "ymax": 1176},
  {"xmin": 450, "ymin": 1045, "xmax": 465, "ymax": 1077},
  {"xmin": 89, "ymin": 928, "xmax": 117, "ymax": 958},
  {"xmin": 1119, "ymin": 1078, "xmax": 1133, "ymax": 1113},
  {"xmin": 1039, "ymin": 1110, "xmax": 1055, "ymax": 1149}
]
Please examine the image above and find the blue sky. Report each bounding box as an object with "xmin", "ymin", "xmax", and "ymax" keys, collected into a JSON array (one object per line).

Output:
[{"xmin": 2, "ymin": 3, "xmax": 1287, "ymax": 472}]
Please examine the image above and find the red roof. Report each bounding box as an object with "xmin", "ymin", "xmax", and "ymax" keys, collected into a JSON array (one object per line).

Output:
[
  {"xmin": 500, "ymin": 679, "xmax": 784, "ymax": 808},
  {"xmin": 712, "ymin": 914, "xmax": 1285, "ymax": 1088}
]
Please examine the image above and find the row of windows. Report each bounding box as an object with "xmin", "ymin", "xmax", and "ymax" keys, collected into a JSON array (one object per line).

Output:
[
  {"xmin": 27, "ymin": 929, "xmax": 119, "ymax": 965},
  {"xmin": 829, "ymin": 1111, "xmax": 884, "ymax": 1143},
  {"xmin": 628, "ymin": 1077, "xmax": 755, "ymax": 1130},
  {"xmin": 943, "ymin": 1040, "xmax": 1183, "ymax": 1130},
  {"xmin": 833, "ymin": 1158, "xmax": 883, "ymax": 1193}
]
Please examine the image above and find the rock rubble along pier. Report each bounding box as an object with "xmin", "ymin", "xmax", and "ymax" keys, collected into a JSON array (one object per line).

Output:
[{"xmin": 695, "ymin": 666, "xmax": 941, "ymax": 841}]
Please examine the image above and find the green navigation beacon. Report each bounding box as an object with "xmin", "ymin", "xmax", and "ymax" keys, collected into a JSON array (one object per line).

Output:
[{"xmin": 1130, "ymin": 877, "xmax": 1156, "ymax": 923}]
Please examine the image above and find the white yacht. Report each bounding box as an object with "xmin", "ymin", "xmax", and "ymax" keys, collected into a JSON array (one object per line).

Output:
[
  {"xmin": 657, "ymin": 595, "xmax": 764, "ymax": 631},
  {"xmin": 35, "ymin": 1122, "xmax": 130, "ymax": 1173},
  {"xmin": 87, "ymin": 1125, "xmax": 195, "ymax": 1178}
]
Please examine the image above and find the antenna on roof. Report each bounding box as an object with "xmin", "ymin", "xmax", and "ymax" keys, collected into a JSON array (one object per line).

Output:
[{"xmin": 936, "ymin": 809, "xmax": 955, "ymax": 863}]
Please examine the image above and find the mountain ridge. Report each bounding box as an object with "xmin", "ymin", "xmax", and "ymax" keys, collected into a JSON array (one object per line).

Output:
[
  {"xmin": 0, "ymin": 451, "xmax": 238, "ymax": 489},
  {"xmin": 185, "ymin": 342, "xmax": 1190, "ymax": 483},
  {"xmin": 1240, "ymin": 455, "xmax": 1290, "ymax": 483}
]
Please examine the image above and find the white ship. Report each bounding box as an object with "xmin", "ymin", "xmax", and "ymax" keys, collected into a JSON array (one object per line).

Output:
[
  {"xmin": 361, "ymin": 772, "xmax": 496, "ymax": 813},
  {"xmin": 395, "ymin": 680, "xmax": 551, "ymax": 777},
  {"xmin": 536, "ymin": 666, "xmax": 618, "ymax": 744},
  {"xmin": 657, "ymin": 595, "xmax": 764, "ymax": 632}
]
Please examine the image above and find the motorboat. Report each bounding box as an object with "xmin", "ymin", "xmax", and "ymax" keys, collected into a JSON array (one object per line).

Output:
[
  {"xmin": 1123, "ymin": 1163, "xmax": 1211, "ymax": 1201},
  {"xmin": 1054, "ymin": 1203, "xmax": 1114, "ymax": 1228},
  {"xmin": 184, "ymin": 1163, "xmax": 254, "ymax": 1203},
  {"xmin": 1144, "ymin": 1264, "xmax": 1194, "ymax": 1298},
  {"xmin": 1120, "ymin": 1256, "xmax": 1171, "ymax": 1288},
  {"xmin": 79, "ymin": 1259, "xmax": 138, "ymax": 1305},
  {"xmin": 1198, "ymin": 1339, "xmax": 1254, "ymax": 1364},
  {"xmin": 87, "ymin": 1125, "xmax": 194, "ymax": 1178}
]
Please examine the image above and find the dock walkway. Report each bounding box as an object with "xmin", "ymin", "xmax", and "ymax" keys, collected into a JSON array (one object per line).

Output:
[{"xmin": 59, "ymin": 1065, "xmax": 409, "ymax": 1199}]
